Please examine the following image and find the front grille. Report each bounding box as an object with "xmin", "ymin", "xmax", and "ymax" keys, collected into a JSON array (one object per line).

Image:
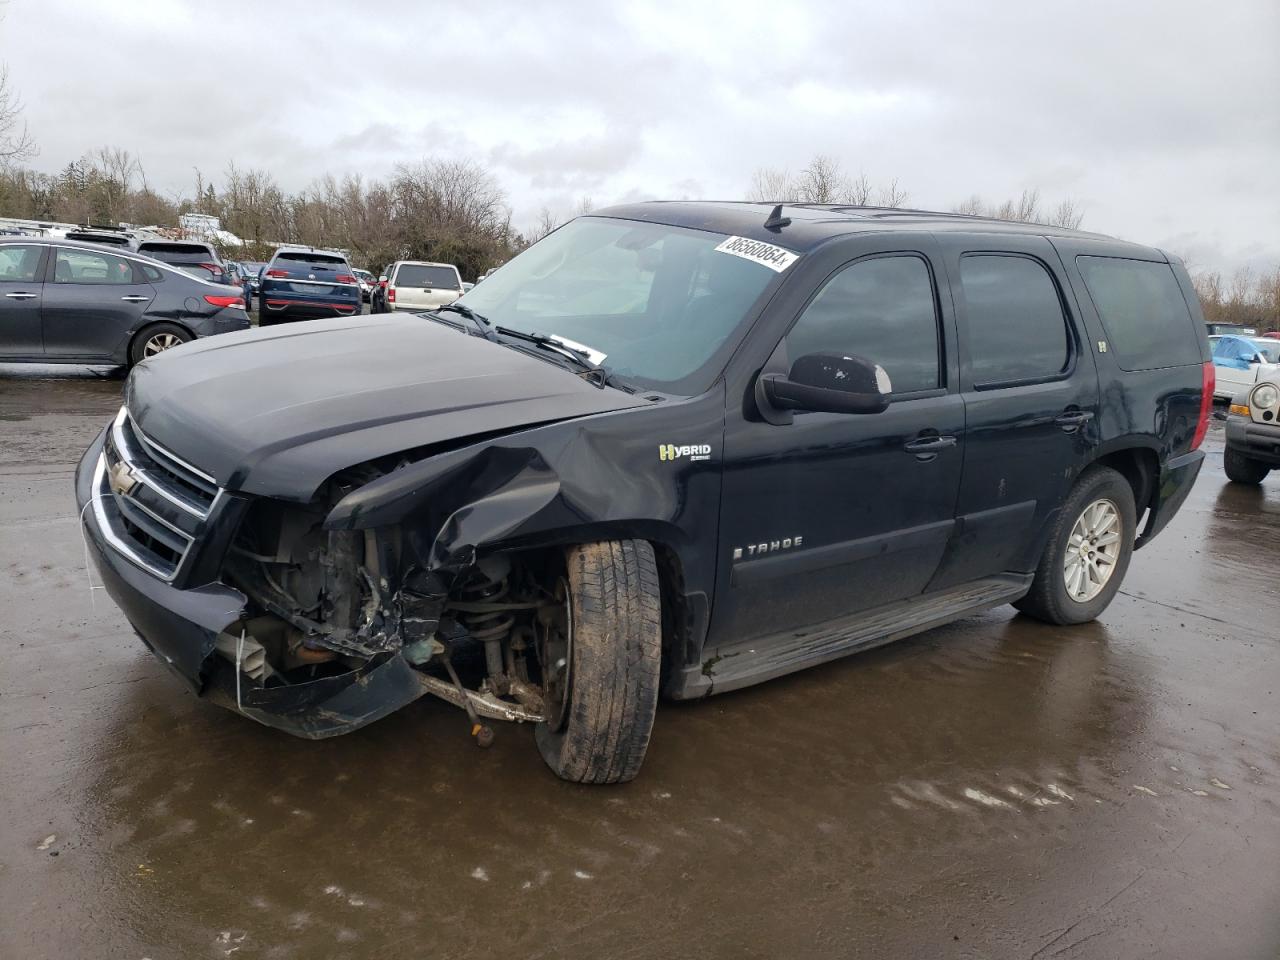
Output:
[{"xmin": 93, "ymin": 407, "xmax": 223, "ymax": 582}]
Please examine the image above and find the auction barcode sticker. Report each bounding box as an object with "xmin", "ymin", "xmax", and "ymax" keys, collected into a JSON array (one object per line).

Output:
[{"xmin": 713, "ymin": 236, "xmax": 799, "ymax": 273}]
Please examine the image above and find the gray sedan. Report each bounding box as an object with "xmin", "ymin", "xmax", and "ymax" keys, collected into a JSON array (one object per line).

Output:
[{"xmin": 0, "ymin": 237, "xmax": 251, "ymax": 367}]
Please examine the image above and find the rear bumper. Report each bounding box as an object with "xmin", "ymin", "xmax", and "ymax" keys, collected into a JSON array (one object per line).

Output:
[
  {"xmin": 74, "ymin": 428, "xmax": 426, "ymax": 738},
  {"xmin": 1136, "ymin": 449, "xmax": 1203, "ymax": 548},
  {"xmin": 259, "ymin": 297, "xmax": 360, "ymax": 322},
  {"xmin": 1225, "ymin": 416, "xmax": 1280, "ymax": 465}
]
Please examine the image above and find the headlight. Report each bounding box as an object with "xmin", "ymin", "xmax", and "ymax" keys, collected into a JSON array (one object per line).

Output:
[{"xmin": 1251, "ymin": 383, "xmax": 1279, "ymax": 409}]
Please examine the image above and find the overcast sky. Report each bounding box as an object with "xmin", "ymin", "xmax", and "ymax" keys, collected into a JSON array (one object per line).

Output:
[{"xmin": 2, "ymin": 0, "xmax": 1277, "ymax": 275}]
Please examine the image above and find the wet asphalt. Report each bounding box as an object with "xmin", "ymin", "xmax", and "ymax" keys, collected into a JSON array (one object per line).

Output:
[{"xmin": 0, "ymin": 363, "xmax": 1277, "ymax": 960}]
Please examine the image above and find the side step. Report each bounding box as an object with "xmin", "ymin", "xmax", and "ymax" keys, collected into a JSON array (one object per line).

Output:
[{"xmin": 680, "ymin": 573, "xmax": 1032, "ymax": 698}]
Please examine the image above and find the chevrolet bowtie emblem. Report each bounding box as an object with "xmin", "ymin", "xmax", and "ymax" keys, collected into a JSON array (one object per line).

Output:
[{"xmin": 108, "ymin": 460, "xmax": 139, "ymax": 497}]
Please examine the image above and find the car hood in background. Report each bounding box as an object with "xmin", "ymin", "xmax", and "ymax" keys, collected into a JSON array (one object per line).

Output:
[{"xmin": 125, "ymin": 315, "xmax": 648, "ymax": 501}]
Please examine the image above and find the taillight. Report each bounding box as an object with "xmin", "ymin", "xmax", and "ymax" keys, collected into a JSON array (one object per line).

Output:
[
  {"xmin": 265, "ymin": 268, "xmax": 289, "ymax": 278},
  {"xmin": 199, "ymin": 262, "xmax": 224, "ymax": 277},
  {"xmin": 1191, "ymin": 361, "xmax": 1214, "ymax": 450},
  {"xmin": 336, "ymin": 274, "xmax": 356, "ymax": 284},
  {"xmin": 388, "ymin": 288, "xmax": 396, "ymax": 302},
  {"xmin": 204, "ymin": 294, "xmax": 244, "ymax": 309}
]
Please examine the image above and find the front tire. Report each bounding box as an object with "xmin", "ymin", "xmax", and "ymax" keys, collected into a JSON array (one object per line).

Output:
[
  {"xmin": 1015, "ymin": 466, "xmax": 1136, "ymax": 625},
  {"xmin": 129, "ymin": 322, "xmax": 192, "ymax": 366},
  {"xmin": 1224, "ymin": 447, "xmax": 1270, "ymax": 485},
  {"xmin": 535, "ymin": 540, "xmax": 662, "ymax": 784}
]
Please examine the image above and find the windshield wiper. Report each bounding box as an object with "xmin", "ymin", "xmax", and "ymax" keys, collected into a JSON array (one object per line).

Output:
[
  {"xmin": 432, "ymin": 302, "xmax": 496, "ymax": 340},
  {"xmin": 493, "ymin": 326, "xmax": 633, "ymax": 392}
]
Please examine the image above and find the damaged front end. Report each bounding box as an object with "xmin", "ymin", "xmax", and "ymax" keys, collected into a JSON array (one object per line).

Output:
[
  {"xmin": 210, "ymin": 466, "xmax": 562, "ymax": 739},
  {"xmin": 77, "ymin": 422, "xmax": 567, "ymax": 741}
]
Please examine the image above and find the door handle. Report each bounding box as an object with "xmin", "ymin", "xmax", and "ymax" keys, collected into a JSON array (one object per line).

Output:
[
  {"xmin": 120, "ymin": 295, "xmax": 151, "ymax": 303},
  {"xmin": 1054, "ymin": 410, "xmax": 1095, "ymax": 431},
  {"xmin": 903, "ymin": 435, "xmax": 957, "ymax": 455},
  {"xmin": 4, "ymin": 291, "xmax": 37, "ymax": 300}
]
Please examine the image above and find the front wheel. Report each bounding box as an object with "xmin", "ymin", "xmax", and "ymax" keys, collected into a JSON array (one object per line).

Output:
[
  {"xmin": 535, "ymin": 540, "xmax": 662, "ymax": 784},
  {"xmin": 1015, "ymin": 466, "xmax": 1136, "ymax": 625},
  {"xmin": 1224, "ymin": 447, "xmax": 1270, "ymax": 485},
  {"xmin": 129, "ymin": 322, "xmax": 192, "ymax": 366}
]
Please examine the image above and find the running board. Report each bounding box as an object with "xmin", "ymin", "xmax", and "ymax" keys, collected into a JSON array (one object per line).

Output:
[{"xmin": 678, "ymin": 573, "xmax": 1033, "ymax": 698}]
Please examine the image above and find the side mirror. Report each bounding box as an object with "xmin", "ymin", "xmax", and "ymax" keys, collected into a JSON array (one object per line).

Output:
[{"xmin": 760, "ymin": 352, "xmax": 892, "ymax": 415}]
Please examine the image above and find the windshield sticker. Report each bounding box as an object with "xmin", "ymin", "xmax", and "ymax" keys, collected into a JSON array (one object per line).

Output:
[
  {"xmin": 714, "ymin": 236, "xmax": 799, "ymax": 273},
  {"xmin": 659, "ymin": 443, "xmax": 712, "ymax": 463}
]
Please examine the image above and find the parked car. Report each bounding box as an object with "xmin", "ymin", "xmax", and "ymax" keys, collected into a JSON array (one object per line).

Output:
[
  {"xmin": 1224, "ymin": 378, "xmax": 1280, "ymax": 484},
  {"xmin": 371, "ymin": 260, "xmax": 462, "ymax": 313},
  {"xmin": 1210, "ymin": 334, "xmax": 1280, "ymax": 400},
  {"xmin": 258, "ymin": 246, "xmax": 362, "ymax": 324},
  {"xmin": 75, "ymin": 202, "xmax": 1211, "ymax": 783},
  {"xmin": 353, "ymin": 268, "xmax": 376, "ymax": 302},
  {"xmin": 64, "ymin": 227, "xmax": 137, "ymax": 250},
  {"xmin": 0, "ymin": 236, "xmax": 249, "ymax": 366},
  {"xmin": 135, "ymin": 239, "xmax": 228, "ymax": 284},
  {"xmin": 237, "ymin": 260, "xmax": 267, "ymax": 301}
]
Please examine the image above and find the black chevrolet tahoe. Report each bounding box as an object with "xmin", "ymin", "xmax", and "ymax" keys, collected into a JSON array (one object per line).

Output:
[{"xmin": 76, "ymin": 202, "xmax": 1214, "ymax": 783}]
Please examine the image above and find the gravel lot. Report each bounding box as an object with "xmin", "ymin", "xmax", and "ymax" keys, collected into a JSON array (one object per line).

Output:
[{"xmin": 1, "ymin": 365, "xmax": 1277, "ymax": 959}]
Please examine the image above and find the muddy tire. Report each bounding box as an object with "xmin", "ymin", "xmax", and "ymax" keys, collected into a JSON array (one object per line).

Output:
[
  {"xmin": 1015, "ymin": 465, "xmax": 1136, "ymax": 626},
  {"xmin": 1224, "ymin": 447, "xmax": 1270, "ymax": 485},
  {"xmin": 129, "ymin": 322, "xmax": 192, "ymax": 366},
  {"xmin": 535, "ymin": 539, "xmax": 661, "ymax": 784}
]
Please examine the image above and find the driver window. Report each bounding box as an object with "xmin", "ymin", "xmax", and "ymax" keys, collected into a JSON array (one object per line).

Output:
[{"xmin": 785, "ymin": 255, "xmax": 941, "ymax": 394}]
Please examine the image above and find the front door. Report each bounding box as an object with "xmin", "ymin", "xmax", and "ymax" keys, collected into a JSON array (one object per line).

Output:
[
  {"xmin": 41, "ymin": 246, "xmax": 154, "ymax": 360},
  {"xmin": 713, "ymin": 244, "xmax": 964, "ymax": 645},
  {"xmin": 928, "ymin": 235, "xmax": 1100, "ymax": 589},
  {"xmin": 0, "ymin": 243, "xmax": 48, "ymax": 358}
]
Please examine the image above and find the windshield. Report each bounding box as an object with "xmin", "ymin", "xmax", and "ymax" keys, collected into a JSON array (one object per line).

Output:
[
  {"xmin": 456, "ymin": 217, "xmax": 783, "ymax": 392},
  {"xmin": 396, "ymin": 264, "xmax": 460, "ymax": 289}
]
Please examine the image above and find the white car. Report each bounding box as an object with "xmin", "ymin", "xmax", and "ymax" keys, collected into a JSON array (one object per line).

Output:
[
  {"xmin": 1210, "ymin": 334, "xmax": 1280, "ymax": 401},
  {"xmin": 378, "ymin": 260, "xmax": 463, "ymax": 313}
]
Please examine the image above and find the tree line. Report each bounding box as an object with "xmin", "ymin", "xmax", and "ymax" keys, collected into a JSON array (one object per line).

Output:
[{"xmin": 0, "ymin": 64, "xmax": 1276, "ymax": 329}]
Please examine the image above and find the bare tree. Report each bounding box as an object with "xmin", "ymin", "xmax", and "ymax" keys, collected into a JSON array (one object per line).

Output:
[
  {"xmin": 0, "ymin": 65, "xmax": 35, "ymax": 164},
  {"xmin": 875, "ymin": 177, "xmax": 908, "ymax": 208},
  {"xmin": 532, "ymin": 206, "xmax": 559, "ymax": 241},
  {"xmin": 1046, "ymin": 197, "xmax": 1084, "ymax": 230},
  {"xmin": 575, "ymin": 195, "xmax": 596, "ymax": 216},
  {"xmin": 746, "ymin": 166, "xmax": 796, "ymax": 202},
  {"xmin": 795, "ymin": 154, "xmax": 849, "ymax": 204}
]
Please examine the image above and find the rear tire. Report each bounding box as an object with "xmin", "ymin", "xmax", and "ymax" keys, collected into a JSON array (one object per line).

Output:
[
  {"xmin": 535, "ymin": 540, "xmax": 662, "ymax": 784},
  {"xmin": 129, "ymin": 322, "xmax": 192, "ymax": 366},
  {"xmin": 1015, "ymin": 465, "xmax": 1136, "ymax": 625},
  {"xmin": 1224, "ymin": 447, "xmax": 1270, "ymax": 485}
]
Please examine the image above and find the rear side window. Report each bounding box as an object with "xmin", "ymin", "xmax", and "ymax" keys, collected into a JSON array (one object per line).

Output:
[
  {"xmin": 785, "ymin": 255, "xmax": 941, "ymax": 394},
  {"xmin": 961, "ymin": 254, "xmax": 1069, "ymax": 386},
  {"xmin": 1076, "ymin": 256, "xmax": 1200, "ymax": 370},
  {"xmin": 394, "ymin": 264, "xmax": 460, "ymax": 289},
  {"xmin": 53, "ymin": 248, "xmax": 137, "ymax": 285}
]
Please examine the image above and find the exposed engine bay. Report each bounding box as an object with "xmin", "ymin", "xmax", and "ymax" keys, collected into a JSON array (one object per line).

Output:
[{"xmin": 215, "ymin": 472, "xmax": 573, "ymax": 743}]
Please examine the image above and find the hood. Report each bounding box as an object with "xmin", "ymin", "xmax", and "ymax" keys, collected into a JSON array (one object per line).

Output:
[{"xmin": 125, "ymin": 315, "xmax": 648, "ymax": 501}]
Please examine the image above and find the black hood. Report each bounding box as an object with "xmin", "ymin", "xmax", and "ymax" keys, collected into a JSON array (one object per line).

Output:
[{"xmin": 125, "ymin": 315, "xmax": 648, "ymax": 501}]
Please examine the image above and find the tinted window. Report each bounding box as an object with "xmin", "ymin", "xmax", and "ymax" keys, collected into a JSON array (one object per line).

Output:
[
  {"xmin": 961, "ymin": 255, "xmax": 1069, "ymax": 385},
  {"xmin": 395, "ymin": 264, "xmax": 460, "ymax": 289},
  {"xmin": 138, "ymin": 263, "xmax": 164, "ymax": 282},
  {"xmin": 0, "ymin": 244, "xmax": 43, "ymax": 282},
  {"xmin": 54, "ymin": 248, "xmax": 136, "ymax": 285},
  {"xmin": 1076, "ymin": 256, "xmax": 1200, "ymax": 370},
  {"xmin": 275, "ymin": 251, "xmax": 346, "ymax": 269},
  {"xmin": 137, "ymin": 243, "xmax": 216, "ymax": 264},
  {"xmin": 785, "ymin": 255, "xmax": 940, "ymax": 394}
]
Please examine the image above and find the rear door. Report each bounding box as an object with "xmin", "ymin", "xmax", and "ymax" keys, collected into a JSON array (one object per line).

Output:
[
  {"xmin": 928, "ymin": 234, "xmax": 1100, "ymax": 588},
  {"xmin": 0, "ymin": 243, "xmax": 48, "ymax": 357},
  {"xmin": 392, "ymin": 263, "xmax": 462, "ymax": 310},
  {"xmin": 41, "ymin": 247, "xmax": 155, "ymax": 359}
]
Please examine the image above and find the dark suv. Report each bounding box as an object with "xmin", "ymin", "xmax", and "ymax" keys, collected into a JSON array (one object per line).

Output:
[
  {"xmin": 75, "ymin": 202, "xmax": 1212, "ymax": 783},
  {"xmin": 257, "ymin": 247, "xmax": 361, "ymax": 324}
]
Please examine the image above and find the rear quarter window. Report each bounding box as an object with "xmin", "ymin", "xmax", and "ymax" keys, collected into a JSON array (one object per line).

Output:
[{"xmin": 1076, "ymin": 256, "xmax": 1201, "ymax": 370}]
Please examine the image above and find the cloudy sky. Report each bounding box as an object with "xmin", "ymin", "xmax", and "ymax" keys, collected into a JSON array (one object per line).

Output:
[{"xmin": 2, "ymin": 0, "xmax": 1277, "ymax": 275}]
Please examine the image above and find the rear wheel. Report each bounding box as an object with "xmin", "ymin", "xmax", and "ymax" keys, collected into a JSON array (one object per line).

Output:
[
  {"xmin": 1015, "ymin": 466, "xmax": 1136, "ymax": 625},
  {"xmin": 129, "ymin": 323, "xmax": 192, "ymax": 366},
  {"xmin": 1224, "ymin": 447, "xmax": 1270, "ymax": 484},
  {"xmin": 534, "ymin": 540, "xmax": 662, "ymax": 784}
]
